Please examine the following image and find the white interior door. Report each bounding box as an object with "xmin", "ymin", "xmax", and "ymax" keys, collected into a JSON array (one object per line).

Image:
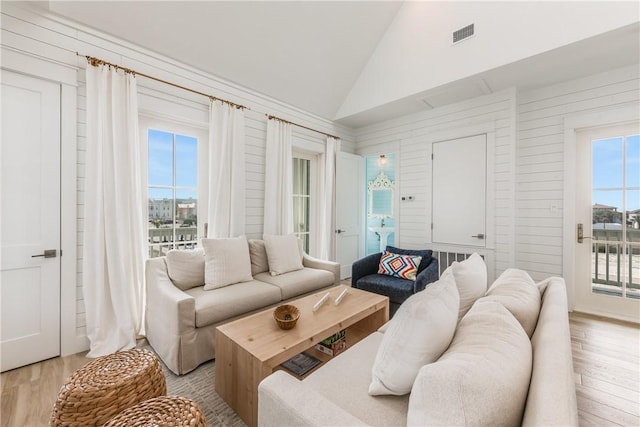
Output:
[
  {"xmin": 432, "ymin": 134, "xmax": 487, "ymax": 247},
  {"xmin": 1, "ymin": 70, "xmax": 61, "ymax": 371},
  {"xmin": 574, "ymin": 123, "xmax": 640, "ymax": 322},
  {"xmin": 335, "ymin": 152, "xmax": 364, "ymax": 279}
]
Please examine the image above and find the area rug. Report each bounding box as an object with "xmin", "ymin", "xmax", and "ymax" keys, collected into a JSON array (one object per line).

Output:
[{"xmin": 145, "ymin": 347, "xmax": 246, "ymax": 427}]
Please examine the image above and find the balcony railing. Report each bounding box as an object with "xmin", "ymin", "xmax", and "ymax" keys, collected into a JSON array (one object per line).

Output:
[
  {"xmin": 148, "ymin": 226, "xmax": 198, "ymax": 257},
  {"xmin": 592, "ymin": 228, "xmax": 640, "ymax": 299}
]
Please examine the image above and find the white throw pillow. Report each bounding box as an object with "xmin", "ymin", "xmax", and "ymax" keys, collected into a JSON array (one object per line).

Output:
[
  {"xmin": 485, "ymin": 268, "xmax": 541, "ymax": 337},
  {"xmin": 407, "ymin": 299, "xmax": 532, "ymax": 427},
  {"xmin": 368, "ymin": 270, "xmax": 459, "ymax": 396},
  {"xmin": 165, "ymin": 248, "xmax": 205, "ymax": 291},
  {"xmin": 451, "ymin": 252, "xmax": 487, "ymax": 322},
  {"xmin": 202, "ymin": 236, "xmax": 253, "ymax": 290},
  {"xmin": 263, "ymin": 234, "xmax": 304, "ymax": 276}
]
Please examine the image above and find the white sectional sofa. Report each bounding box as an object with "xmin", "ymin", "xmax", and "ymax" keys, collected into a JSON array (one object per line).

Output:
[
  {"xmin": 145, "ymin": 236, "xmax": 340, "ymax": 375},
  {"xmin": 258, "ymin": 256, "xmax": 578, "ymax": 426}
]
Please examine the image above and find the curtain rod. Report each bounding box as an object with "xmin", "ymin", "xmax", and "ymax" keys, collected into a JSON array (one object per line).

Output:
[
  {"xmin": 79, "ymin": 53, "xmax": 249, "ymax": 110},
  {"xmin": 266, "ymin": 114, "xmax": 340, "ymax": 140}
]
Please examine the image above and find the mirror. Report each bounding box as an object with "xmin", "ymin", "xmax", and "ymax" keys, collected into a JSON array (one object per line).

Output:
[{"xmin": 368, "ymin": 171, "xmax": 394, "ymax": 218}]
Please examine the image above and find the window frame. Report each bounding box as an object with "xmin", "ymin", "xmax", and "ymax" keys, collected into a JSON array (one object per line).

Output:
[
  {"xmin": 292, "ymin": 149, "xmax": 319, "ymax": 256},
  {"xmin": 140, "ymin": 115, "xmax": 208, "ymax": 257}
]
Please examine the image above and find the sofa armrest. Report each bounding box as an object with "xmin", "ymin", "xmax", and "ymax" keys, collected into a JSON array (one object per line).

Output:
[
  {"xmin": 258, "ymin": 371, "xmax": 369, "ymax": 427},
  {"xmin": 145, "ymin": 257, "xmax": 195, "ymax": 335},
  {"xmin": 351, "ymin": 252, "xmax": 382, "ymax": 288},
  {"xmin": 414, "ymin": 257, "xmax": 439, "ymax": 293},
  {"xmin": 522, "ymin": 278, "xmax": 578, "ymax": 426},
  {"xmin": 302, "ymin": 253, "xmax": 341, "ymax": 284}
]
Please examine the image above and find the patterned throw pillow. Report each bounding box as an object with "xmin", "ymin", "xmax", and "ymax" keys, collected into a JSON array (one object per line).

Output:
[{"xmin": 378, "ymin": 251, "xmax": 423, "ymax": 281}]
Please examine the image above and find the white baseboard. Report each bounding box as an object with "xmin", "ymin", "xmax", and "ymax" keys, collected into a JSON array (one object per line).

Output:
[{"xmin": 572, "ymin": 305, "xmax": 640, "ymax": 325}]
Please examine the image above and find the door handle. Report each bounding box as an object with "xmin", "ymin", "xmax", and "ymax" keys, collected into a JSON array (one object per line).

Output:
[
  {"xmin": 471, "ymin": 234, "xmax": 485, "ymax": 239},
  {"xmin": 577, "ymin": 223, "xmax": 592, "ymax": 244},
  {"xmin": 335, "ymin": 229, "xmax": 345, "ymax": 234},
  {"xmin": 32, "ymin": 249, "xmax": 57, "ymax": 258}
]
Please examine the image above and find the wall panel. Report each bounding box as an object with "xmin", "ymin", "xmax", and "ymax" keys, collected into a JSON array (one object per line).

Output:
[
  {"xmin": 515, "ymin": 65, "xmax": 639, "ymax": 280},
  {"xmin": 355, "ymin": 88, "xmax": 517, "ymax": 281}
]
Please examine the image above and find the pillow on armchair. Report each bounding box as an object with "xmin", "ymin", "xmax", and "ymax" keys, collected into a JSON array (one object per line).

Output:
[
  {"xmin": 378, "ymin": 251, "xmax": 422, "ymax": 281},
  {"xmin": 386, "ymin": 246, "xmax": 433, "ymax": 274}
]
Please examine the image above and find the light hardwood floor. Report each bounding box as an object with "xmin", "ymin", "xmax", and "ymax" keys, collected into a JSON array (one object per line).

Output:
[
  {"xmin": 1, "ymin": 312, "xmax": 638, "ymax": 426},
  {"xmin": 571, "ymin": 312, "xmax": 640, "ymax": 426}
]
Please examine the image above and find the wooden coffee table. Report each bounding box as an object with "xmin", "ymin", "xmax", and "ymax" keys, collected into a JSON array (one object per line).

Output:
[{"xmin": 214, "ymin": 285, "xmax": 389, "ymax": 427}]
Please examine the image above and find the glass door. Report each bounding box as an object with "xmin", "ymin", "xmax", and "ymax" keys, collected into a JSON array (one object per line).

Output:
[{"xmin": 575, "ymin": 122, "xmax": 640, "ymax": 320}]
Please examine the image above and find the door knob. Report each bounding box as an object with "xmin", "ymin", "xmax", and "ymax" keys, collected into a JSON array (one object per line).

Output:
[
  {"xmin": 471, "ymin": 234, "xmax": 485, "ymax": 239},
  {"xmin": 577, "ymin": 223, "xmax": 592, "ymax": 244},
  {"xmin": 32, "ymin": 249, "xmax": 57, "ymax": 258},
  {"xmin": 335, "ymin": 229, "xmax": 345, "ymax": 234}
]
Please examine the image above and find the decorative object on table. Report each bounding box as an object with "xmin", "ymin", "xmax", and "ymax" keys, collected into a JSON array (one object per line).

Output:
[
  {"xmin": 312, "ymin": 292, "xmax": 331, "ymax": 311},
  {"xmin": 50, "ymin": 348, "xmax": 166, "ymax": 427},
  {"xmin": 280, "ymin": 352, "xmax": 321, "ymax": 376},
  {"xmin": 315, "ymin": 329, "xmax": 347, "ymax": 357},
  {"xmin": 274, "ymin": 304, "xmax": 300, "ymax": 329},
  {"xmin": 334, "ymin": 288, "xmax": 349, "ymax": 305},
  {"xmin": 103, "ymin": 395, "xmax": 207, "ymax": 427}
]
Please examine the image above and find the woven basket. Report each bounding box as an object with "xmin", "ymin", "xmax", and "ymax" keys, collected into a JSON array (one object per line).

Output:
[
  {"xmin": 50, "ymin": 348, "xmax": 167, "ymax": 427},
  {"xmin": 103, "ymin": 395, "xmax": 207, "ymax": 427},
  {"xmin": 273, "ymin": 304, "xmax": 300, "ymax": 330}
]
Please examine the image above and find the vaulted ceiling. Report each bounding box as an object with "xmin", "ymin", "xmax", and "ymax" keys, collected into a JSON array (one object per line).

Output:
[
  {"xmin": 44, "ymin": 1, "xmax": 402, "ymax": 121},
  {"xmin": 40, "ymin": 1, "xmax": 640, "ymax": 128}
]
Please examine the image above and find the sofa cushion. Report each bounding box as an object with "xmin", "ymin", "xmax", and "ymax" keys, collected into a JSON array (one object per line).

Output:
[
  {"xmin": 355, "ymin": 274, "xmax": 415, "ymax": 305},
  {"xmin": 254, "ymin": 268, "xmax": 334, "ymax": 300},
  {"xmin": 369, "ymin": 270, "xmax": 459, "ymax": 396},
  {"xmin": 185, "ymin": 280, "xmax": 281, "ymax": 327},
  {"xmin": 451, "ymin": 252, "xmax": 487, "ymax": 321},
  {"xmin": 165, "ymin": 248, "xmax": 205, "ymax": 291},
  {"xmin": 202, "ymin": 236, "xmax": 253, "ymax": 290},
  {"xmin": 386, "ymin": 246, "xmax": 433, "ymax": 273},
  {"xmin": 484, "ymin": 268, "xmax": 541, "ymax": 337},
  {"xmin": 304, "ymin": 332, "xmax": 409, "ymax": 426},
  {"xmin": 377, "ymin": 251, "xmax": 422, "ymax": 281},
  {"xmin": 264, "ymin": 234, "xmax": 304, "ymax": 276},
  {"xmin": 248, "ymin": 239, "xmax": 270, "ymax": 276},
  {"xmin": 407, "ymin": 299, "xmax": 532, "ymax": 427}
]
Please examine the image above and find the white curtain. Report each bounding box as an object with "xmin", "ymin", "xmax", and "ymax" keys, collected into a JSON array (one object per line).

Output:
[
  {"xmin": 318, "ymin": 136, "xmax": 339, "ymax": 260},
  {"xmin": 83, "ymin": 65, "xmax": 146, "ymax": 357},
  {"xmin": 263, "ymin": 119, "xmax": 293, "ymax": 235},
  {"xmin": 207, "ymin": 101, "xmax": 246, "ymax": 237}
]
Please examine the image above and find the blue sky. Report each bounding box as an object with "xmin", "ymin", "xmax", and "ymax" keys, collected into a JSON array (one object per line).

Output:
[
  {"xmin": 148, "ymin": 129, "xmax": 197, "ymax": 199},
  {"xmin": 593, "ymin": 134, "xmax": 640, "ymax": 212}
]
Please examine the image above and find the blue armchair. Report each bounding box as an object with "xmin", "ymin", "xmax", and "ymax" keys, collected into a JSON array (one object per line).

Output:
[{"xmin": 351, "ymin": 246, "xmax": 439, "ymax": 316}]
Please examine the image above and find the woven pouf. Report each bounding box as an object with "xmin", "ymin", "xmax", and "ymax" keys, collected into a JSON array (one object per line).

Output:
[
  {"xmin": 50, "ymin": 348, "xmax": 167, "ymax": 427},
  {"xmin": 103, "ymin": 395, "xmax": 207, "ymax": 427}
]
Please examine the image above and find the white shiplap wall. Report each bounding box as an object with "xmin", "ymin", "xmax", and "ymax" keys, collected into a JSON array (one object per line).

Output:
[
  {"xmin": 516, "ymin": 65, "xmax": 640, "ymax": 281},
  {"xmin": 1, "ymin": 2, "xmax": 354, "ymax": 355},
  {"xmin": 354, "ymin": 89, "xmax": 518, "ymax": 281}
]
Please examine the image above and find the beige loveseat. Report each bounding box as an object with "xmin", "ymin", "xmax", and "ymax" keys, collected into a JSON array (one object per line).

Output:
[
  {"xmin": 258, "ymin": 264, "xmax": 578, "ymax": 426},
  {"xmin": 145, "ymin": 238, "xmax": 340, "ymax": 375}
]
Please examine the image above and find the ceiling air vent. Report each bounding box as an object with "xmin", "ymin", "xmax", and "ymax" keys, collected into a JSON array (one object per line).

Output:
[{"xmin": 453, "ymin": 24, "xmax": 474, "ymax": 44}]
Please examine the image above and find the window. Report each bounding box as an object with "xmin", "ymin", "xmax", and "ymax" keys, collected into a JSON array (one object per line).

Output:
[
  {"xmin": 293, "ymin": 157, "xmax": 311, "ymax": 253},
  {"xmin": 292, "ymin": 151, "xmax": 317, "ymax": 254},
  {"xmin": 147, "ymin": 128, "xmax": 199, "ymax": 257}
]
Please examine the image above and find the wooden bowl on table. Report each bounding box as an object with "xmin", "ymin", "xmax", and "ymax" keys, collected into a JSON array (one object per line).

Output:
[{"xmin": 273, "ymin": 304, "xmax": 300, "ymax": 330}]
